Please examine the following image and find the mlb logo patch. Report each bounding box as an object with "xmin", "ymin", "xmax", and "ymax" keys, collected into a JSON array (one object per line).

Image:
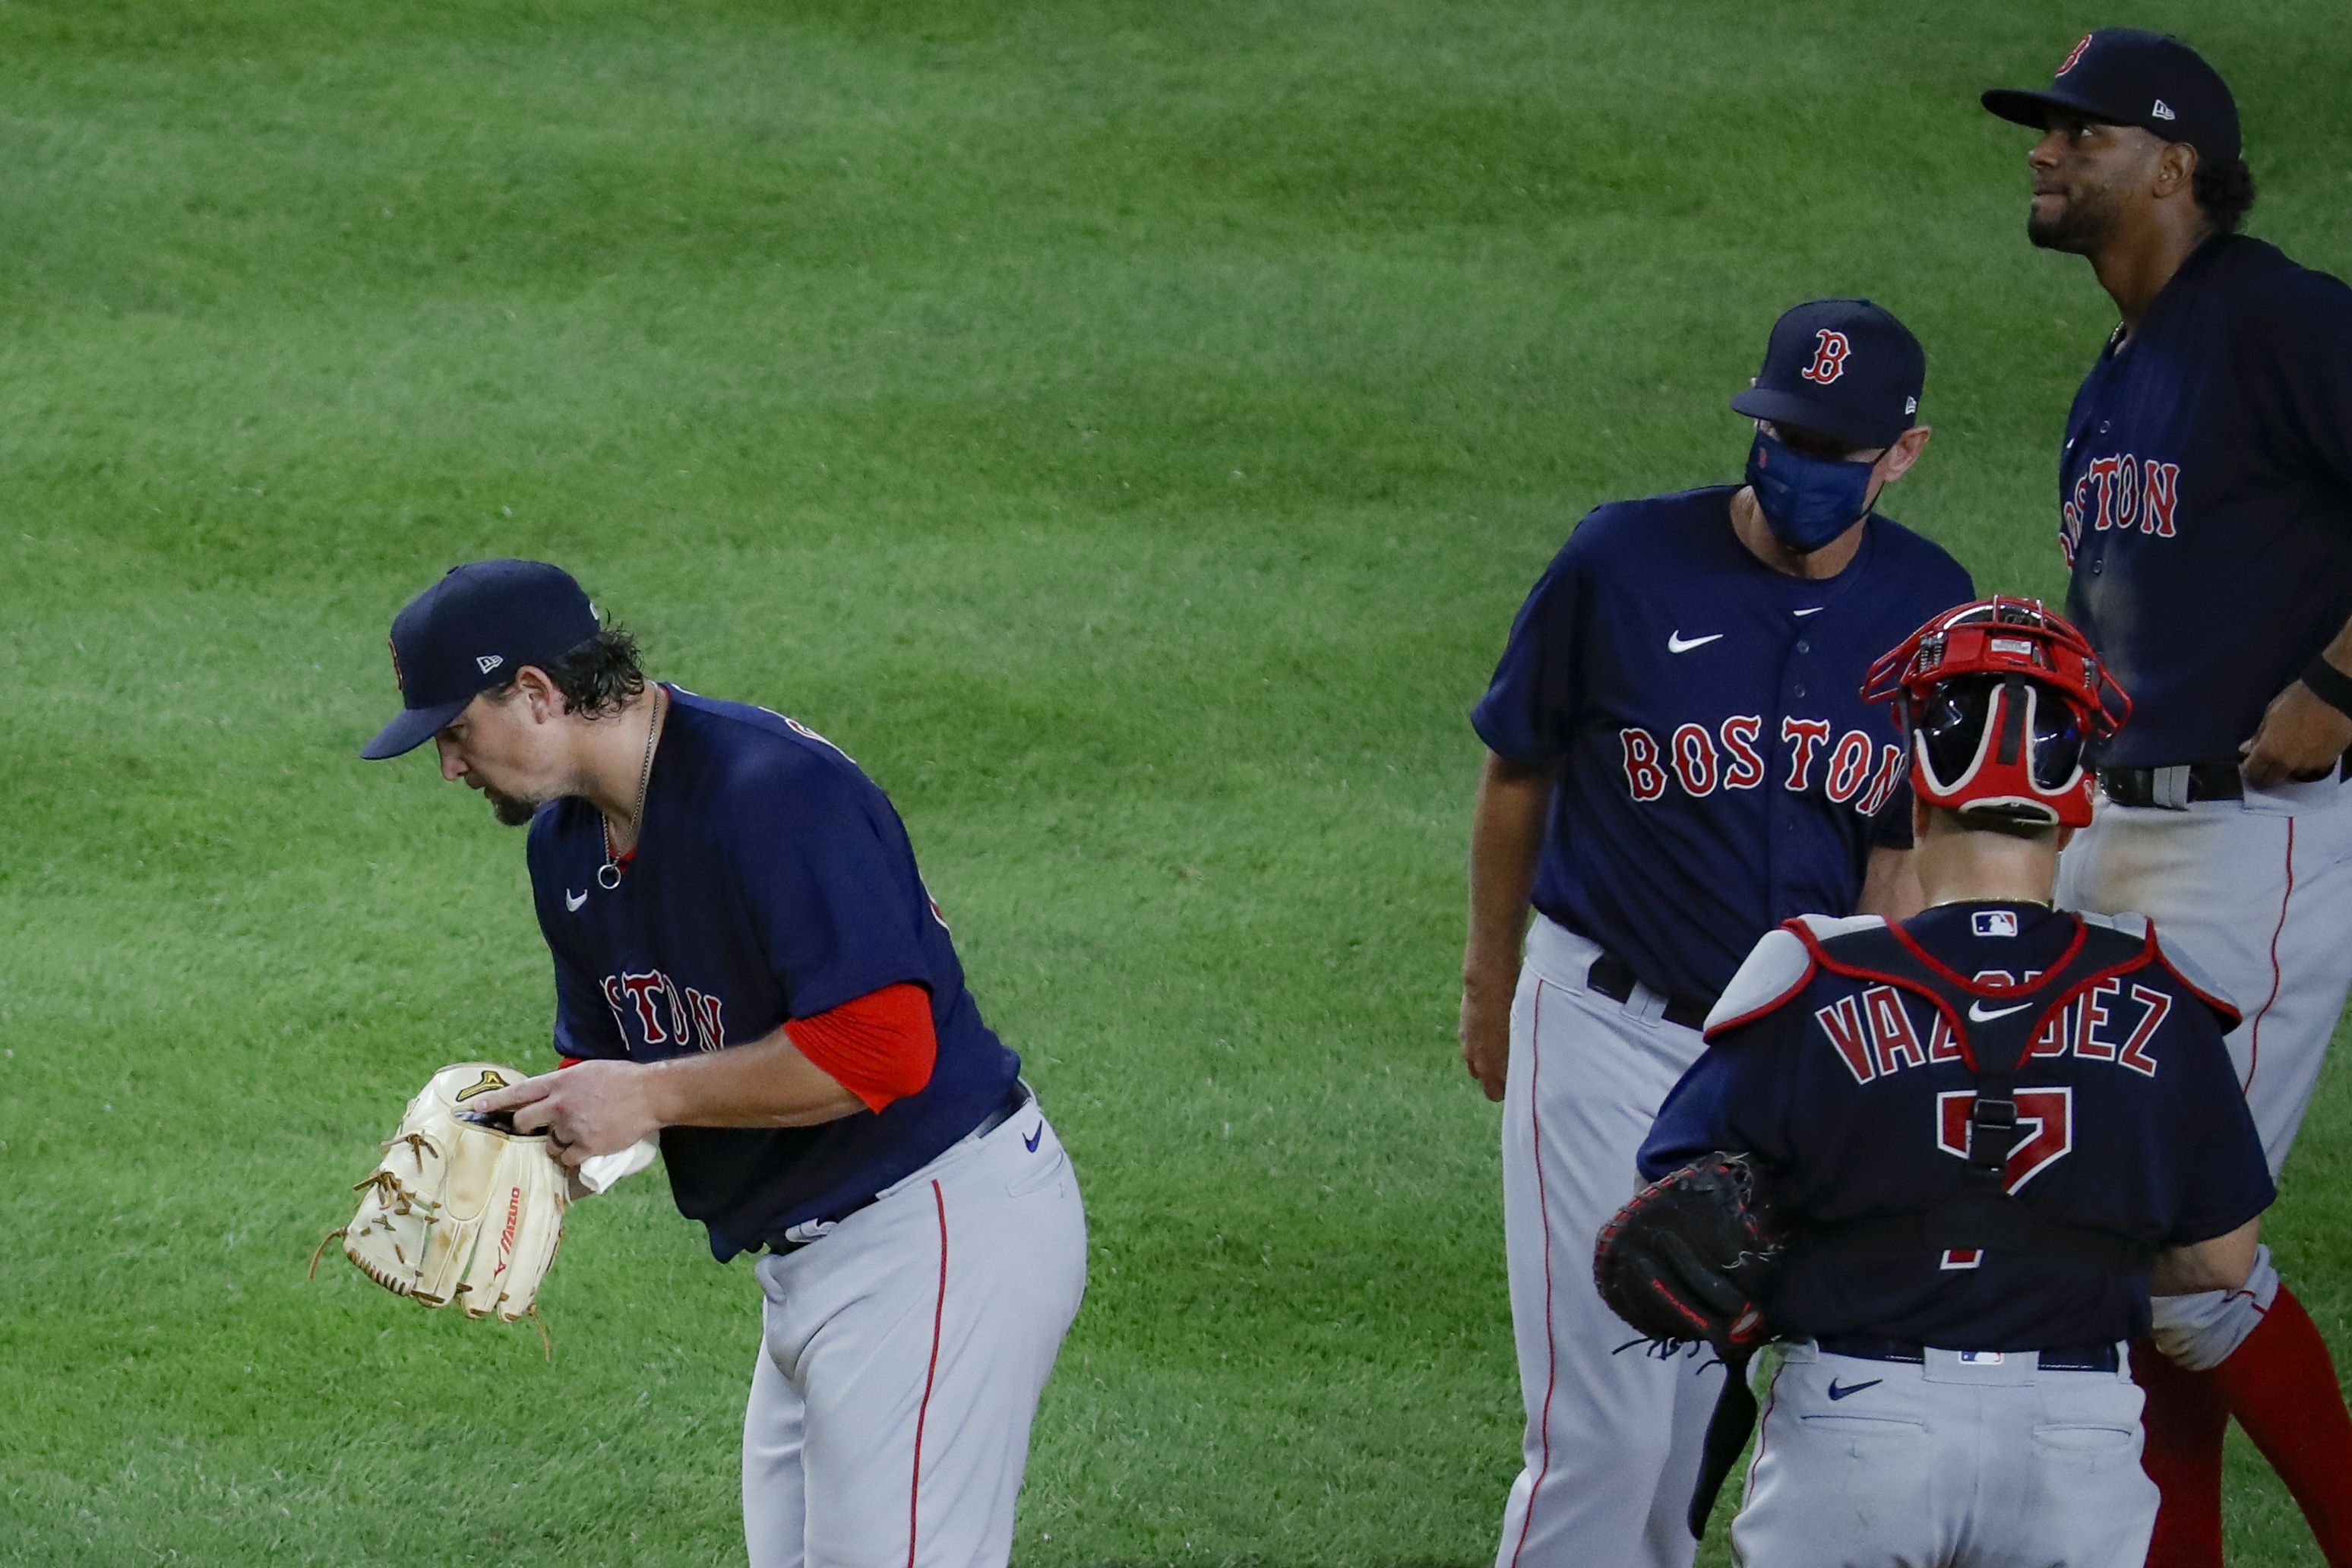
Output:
[
  {"xmin": 1958, "ymin": 1350, "xmax": 2006, "ymax": 1367},
  {"xmin": 1973, "ymin": 911, "xmax": 2018, "ymax": 938}
]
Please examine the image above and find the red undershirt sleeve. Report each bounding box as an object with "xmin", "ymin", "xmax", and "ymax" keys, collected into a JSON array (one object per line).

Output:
[{"xmin": 782, "ymin": 982, "xmax": 937, "ymax": 1113}]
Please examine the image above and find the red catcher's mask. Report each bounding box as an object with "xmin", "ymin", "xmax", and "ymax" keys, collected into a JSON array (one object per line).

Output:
[{"xmin": 1861, "ymin": 597, "xmax": 2131, "ymax": 829}]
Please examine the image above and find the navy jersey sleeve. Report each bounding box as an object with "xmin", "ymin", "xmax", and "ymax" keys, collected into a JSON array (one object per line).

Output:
[
  {"xmin": 2241, "ymin": 271, "xmax": 2352, "ymax": 492},
  {"xmin": 2166, "ymin": 1016, "xmax": 2277, "ymax": 1245},
  {"xmin": 1469, "ymin": 523, "xmax": 1595, "ymax": 769},
  {"xmin": 722, "ymin": 759, "xmax": 933, "ymax": 1020},
  {"xmin": 1637, "ymin": 1007, "xmax": 1803, "ymax": 1179}
]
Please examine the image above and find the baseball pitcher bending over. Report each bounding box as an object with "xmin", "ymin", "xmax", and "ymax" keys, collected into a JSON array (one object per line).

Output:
[{"xmin": 359, "ymin": 560, "xmax": 1086, "ymax": 1568}]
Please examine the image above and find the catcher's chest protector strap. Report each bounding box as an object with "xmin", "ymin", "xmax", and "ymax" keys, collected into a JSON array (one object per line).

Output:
[{"xmin": 1792, "ymin": 917, "xmax": 2161, "ymax": 1271}]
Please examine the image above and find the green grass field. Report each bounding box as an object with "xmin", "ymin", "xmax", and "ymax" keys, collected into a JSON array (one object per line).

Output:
[{"xmin": 4, "ymin": 1, "xmax": 2349, "ymax": 1563}]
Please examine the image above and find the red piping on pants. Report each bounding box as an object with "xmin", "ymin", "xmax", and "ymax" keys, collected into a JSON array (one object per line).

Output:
[
  {"xmin": 909, "ymin": 1181, "xmax": 947, "ymax": 1568},
  {"xmin": 1509, "ymin": 980, "xmax": 1558, "ymax": 1568},
  {"xmin": 2245, "ymin": 819, "xmax": 2296, "ymax": 1095}
]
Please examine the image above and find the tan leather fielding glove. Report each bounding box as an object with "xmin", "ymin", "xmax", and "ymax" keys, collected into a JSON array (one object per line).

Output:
[{"xmin": 314, "ymin": 1063, "xmax": 570, "ymax": 1344}]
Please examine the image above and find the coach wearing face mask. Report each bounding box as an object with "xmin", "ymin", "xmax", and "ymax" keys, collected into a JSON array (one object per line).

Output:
[{"xmin": 1459, "ymin": 299, "xmax": 1972, "ymax": 1568}]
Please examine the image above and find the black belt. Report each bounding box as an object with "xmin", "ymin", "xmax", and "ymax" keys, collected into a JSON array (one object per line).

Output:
[
  {"xmin": 2096, "ymin": 760, "xmax": 2246, "ymax": 809},
  {"xmin": 763, "ymin": 1082, "xmax": 1034, "ymax": 1256},
  {"xmin": 2099, "ymin": 754, "xmax": 2352, "ymax": 810},
  {"xmin": 1584, "ymin": 951, "xmax": 1714, "ymax": 1032},
  {"xmin": 1819, "ymin": 1333, "xmax": 2118, "ymax": 1374}
]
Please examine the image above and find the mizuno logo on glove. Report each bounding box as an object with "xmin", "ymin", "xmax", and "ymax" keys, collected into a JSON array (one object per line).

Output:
[{"xmin": 455, "ymin": 1070, "xmax": 512, "ymax": 1102}]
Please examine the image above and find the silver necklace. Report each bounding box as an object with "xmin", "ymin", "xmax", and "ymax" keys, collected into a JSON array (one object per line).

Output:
[{"xmin": 597, "ymin": 687, "xmax": 663, "ymax": 890}]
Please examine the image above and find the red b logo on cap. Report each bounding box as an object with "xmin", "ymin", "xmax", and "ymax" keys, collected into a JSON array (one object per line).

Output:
[
  {"xmin": 1800, "ymin": 330, "xmax": 1850, "ymax": 386},
  {"xmin": 2056, "ymin": 33, "xmax": 2092, "ymax": 76}
]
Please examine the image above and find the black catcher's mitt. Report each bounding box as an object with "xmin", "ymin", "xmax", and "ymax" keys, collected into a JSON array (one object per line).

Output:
[
  {"xmin": 1594, "ymin": 1152, "xmax": 1784, "ymax": 1350},
  {"xmin": 1592, "ymin": 1152, "xmax": 1787, "ymax": 1538}
]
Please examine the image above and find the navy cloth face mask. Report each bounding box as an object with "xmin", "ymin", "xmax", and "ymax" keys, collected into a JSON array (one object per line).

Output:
[{"xmin": 1744, "ymin": 429, "xmax": 1876, "ymax": 553}]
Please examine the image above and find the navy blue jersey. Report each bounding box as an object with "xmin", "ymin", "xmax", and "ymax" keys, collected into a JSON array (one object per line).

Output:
[
  {"xmin": 526, "ymin": 687, "xmax": 1020, "ymax": 1262},
  {"xmin": 1472, "ymin": 487, "xmax": 1974, "ymax": 1003},
  {"xmin": 1642, "ymin": 902, "xmax": 2274, "ymax": 1348},
  {"xmin": 2060, "ymin": 236, "xmax": 2352, "ymax": 767}
]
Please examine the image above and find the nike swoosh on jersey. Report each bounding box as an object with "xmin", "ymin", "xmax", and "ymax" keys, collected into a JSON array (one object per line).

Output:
[
  {"xmin": 1668, "ymin": 631, "xmax": 1725, "ymax": 653},
  {"xmin": 1968, "ymin": 1000, "xmax": 2031, "ymax": 1022},
  {"xmin": 1793, "ymin": 606, "xmax": 1823, "ymax": 617},
  {"xmin": 565, "ymin": 889, "xmax": 589, "ymax": 912}
]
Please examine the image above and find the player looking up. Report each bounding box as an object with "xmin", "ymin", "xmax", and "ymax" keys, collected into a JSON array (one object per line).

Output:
[
  {"xmin": 1642, "ymin": 599, "xmax": 2273, "ymax": 1568},
  {"xmin": 359, "ymin": 560, "xmax": 1086, "ymax": 1568},
  {"xmin": 1984, "ymin": 30, "xmax": 2352, "ymax": 1564},
  {"xmin": 1460, "ymin": 300, "xmax": 1973, "ymax": 1568}
]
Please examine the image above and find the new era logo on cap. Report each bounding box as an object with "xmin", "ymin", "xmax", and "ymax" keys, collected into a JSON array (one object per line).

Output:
[
  {"xmin": 361, "ymin": 560, "xmax": 599, "ymax": 760},
  {"xmin": 1984, "ymin": 29, "xmax": 2240, "ymax": 167},
  {"xmin": 1729, "ymin": 299, "xmax": 1926, "ymax": 454}
]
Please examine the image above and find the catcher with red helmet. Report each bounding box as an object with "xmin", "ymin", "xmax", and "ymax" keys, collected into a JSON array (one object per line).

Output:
[
  {"xmin": 1610, "ymin": 596, "xmax": 2274, "ymax": 1564},
  {"xmin": 1862, "ymin": 594, "xmax": 2131, "ymax": 830}
]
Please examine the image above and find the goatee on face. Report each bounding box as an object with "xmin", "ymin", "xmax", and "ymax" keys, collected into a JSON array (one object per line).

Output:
[
  {"xmin": 2027, "ymin": 188, "xmax": 2120, "ymax": 255},
  {"xmin": 484, "ymin": 785, "xmax": 540, "ymax": 827}
]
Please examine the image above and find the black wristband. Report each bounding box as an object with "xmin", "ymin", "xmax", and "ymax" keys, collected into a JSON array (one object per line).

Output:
[{"xmin": 2302, "ymin": 655, "xmax": 2352, "ymax": 719}]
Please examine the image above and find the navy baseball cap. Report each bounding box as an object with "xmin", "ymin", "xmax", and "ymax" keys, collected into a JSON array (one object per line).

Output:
[
  {"xmin": 1983, "ymin": 29, "xmax": 2240, "ymax": 167},
  {"xmin": 361, "ymin": 560, "xmax": 599, "ymax": 760},
  {"xmin": 1728, "ymin": 299, "xmax": 1925, "ymax": 454}
]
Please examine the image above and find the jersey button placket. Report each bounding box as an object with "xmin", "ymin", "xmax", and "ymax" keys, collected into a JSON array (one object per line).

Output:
[{"xmin": 1767, "ymin": 639, "xmax": 1807, "ymax": 890}]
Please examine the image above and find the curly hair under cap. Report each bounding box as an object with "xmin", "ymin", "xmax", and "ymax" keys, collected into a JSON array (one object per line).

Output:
[
  {"xmin": 485, "ymin": 624, "xmax": 646, "ymax": 719},
  {"xmin": 2192, "ymin": 157, "xmax": 2257, "ymax": 234}
]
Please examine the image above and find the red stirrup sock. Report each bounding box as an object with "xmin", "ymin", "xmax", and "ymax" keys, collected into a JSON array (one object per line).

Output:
[
  {"xmin": 2208, "ymin": 1285, "xmax": 2352, "ymax": 1568},
  {"xmin": 2135, "ymin": 1344, "xmax": 2227, "ymax": 1568}
]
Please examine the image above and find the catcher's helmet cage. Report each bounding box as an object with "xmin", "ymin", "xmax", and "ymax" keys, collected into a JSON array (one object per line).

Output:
[{"xmin": 1861, "ymin": 597, "xmax": 2130, "ymax": 829}]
